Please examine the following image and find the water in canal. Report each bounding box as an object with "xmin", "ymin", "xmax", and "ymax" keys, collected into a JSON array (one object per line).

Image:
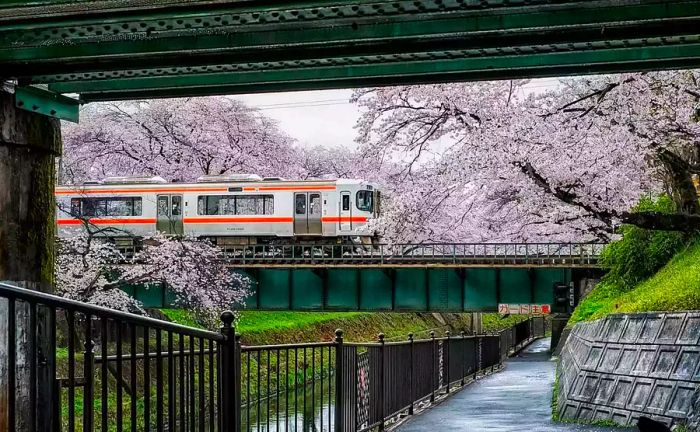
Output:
[{"xmin": 242, "ymin": 379, "xmax": 336, "ymax": 432}]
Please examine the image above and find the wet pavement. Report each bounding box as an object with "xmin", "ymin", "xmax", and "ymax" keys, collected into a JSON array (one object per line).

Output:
[{"xmin": 396, "ymin": 338, "xmax": 633, "ymax": 432}]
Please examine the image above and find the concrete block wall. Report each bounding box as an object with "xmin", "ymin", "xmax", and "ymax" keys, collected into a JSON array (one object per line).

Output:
[{"xmin": 557, "ymin": 312, "xmax": 700, "ymax": 429}]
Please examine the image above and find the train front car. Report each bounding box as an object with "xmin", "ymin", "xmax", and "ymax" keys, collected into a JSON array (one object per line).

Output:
[
  {"xmin": 55, "ymin": 176, "xmax": 381, "ymax": 246},
  {"xmin": 331, "ymin": 179, "xmax": 380, "ymax": 245}
]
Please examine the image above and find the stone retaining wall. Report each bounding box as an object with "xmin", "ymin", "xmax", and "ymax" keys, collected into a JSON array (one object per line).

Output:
[{"xmin": 557, "ymin": 312, "xmax": 700, "ymax": 429}]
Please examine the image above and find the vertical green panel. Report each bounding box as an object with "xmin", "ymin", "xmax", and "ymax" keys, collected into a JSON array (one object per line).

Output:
[
  {"xmin": 120, "ymin": 284, "xmax": 135, "ymax": 299},
  {"xmin": 257, "ymin": 269, "xmax": 291, "ymax": 309},
  {"xmin": 428, "ymin": 269, "xmax": 463, "ymax": 311},
  {"xmin": 359, "ymin": 269, "xmax": 393, "ymax": 310},
  {"xmin": 165, "ymin": 286, "xmax": 178, "ymax": 307},
  {"xmin": 463, "ymin": 269, "xmax": 498, "ymax": 311},
  {"xmin": 532, "ymin": 268, "xmax": 569, "ymax": 304},
  {"xmin": 291, "ymin": 269, "xmax": 323, "ymax": 309},
  {"xmin": 326, "ymin": 269, "xmax": 359, "ymax": 310},
  {"xmin": 447, "ymin": 270, "xmax": 465, "ymax": 310},
  {"xmin": 233, "ymin": 270, "xmax": 258, "ymax": 309},
  {"xmin": 394, "ymin": 268, "xmax": 428, "ymax": 310},
  {"xmin": 499, "ymin": 269, "xmax": 532, "ymax": 304},
  {"xmin": 133, "ymin": 283, "xmax": 165, "ymax": 308}
]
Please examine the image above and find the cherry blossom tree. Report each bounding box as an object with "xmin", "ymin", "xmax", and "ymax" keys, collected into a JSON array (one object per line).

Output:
[
  {"xmin": 354, "ymin": 71, "xmax": 700, "ymax": 242},
  {"xmin": 56, "ymin": 229, "xmax": 249, "ymax": 327},
  {"xmin": 60, "ymin": 97, "xmax": 298, "ymax": 183}
]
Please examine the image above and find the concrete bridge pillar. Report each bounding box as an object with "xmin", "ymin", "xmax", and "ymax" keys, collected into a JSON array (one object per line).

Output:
[{"xmin": 0, "ymin": 90, "xmax": 61, "ymax": 431}]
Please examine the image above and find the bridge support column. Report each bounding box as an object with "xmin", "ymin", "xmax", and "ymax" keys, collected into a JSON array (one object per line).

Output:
[
  {"xmin": 0, "ymin": 91, "xmax": 61, "ymax": 431},
  {"xmin": 550, "ymin": 313, "xmax": 571, "ymax": 355}
]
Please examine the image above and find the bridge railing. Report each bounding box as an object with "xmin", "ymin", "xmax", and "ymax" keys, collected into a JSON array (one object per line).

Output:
[
  {"xmin": 0, "ymin": 282, "xmax": 544, "ymax": 432},
  {"xmin": 222, "ymin": 242, "xmax": 605, "ymax": 266}
]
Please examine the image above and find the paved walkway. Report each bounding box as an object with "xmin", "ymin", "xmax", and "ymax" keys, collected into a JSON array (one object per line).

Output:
[{"xmin": 397, "ymin": 338, "xmax": 631, "ymax": 432}]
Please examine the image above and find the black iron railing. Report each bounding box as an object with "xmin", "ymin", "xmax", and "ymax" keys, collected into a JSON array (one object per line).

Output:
[
  {"xmin": 220, "ymin": 243, "xmax": 605, "ymax": 266},
  {"xmin": 338, "ymin": 322, "xmax": 539, "ymax": 432},
  {"xmin": 0, "ymin": 281, "xmax": 231, "ymax": 432},
  {"xmin": 0, "ymin": 282, "xmax": 544, "ymax": 432}
]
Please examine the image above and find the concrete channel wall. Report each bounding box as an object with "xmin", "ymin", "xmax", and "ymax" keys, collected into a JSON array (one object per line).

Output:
[{"xmin": 557, "ymin": 312, "xmax": 700, "ymax": 429}]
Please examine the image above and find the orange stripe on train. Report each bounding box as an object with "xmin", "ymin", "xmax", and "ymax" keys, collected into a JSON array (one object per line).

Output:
[
  {"xmin": 55, "ymin": 186, "xmax": 336, "ymax": 195},
  {"xmin": 55, "ymin": 187, "xmax": 228, "ymax": 195},
  {"xmin": 57, "ymin": 218, "xmax": 157, "ymax": 225},
  {"xmin": 321, "ymin": 217, "xmax": 368, "ymax": 223},
  {"xmin": 183, "ymin": 217, "xmax": 294, "ymax": 223}
]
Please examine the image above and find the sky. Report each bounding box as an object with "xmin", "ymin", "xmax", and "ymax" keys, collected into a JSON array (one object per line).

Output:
[{"xmin": 234, "ymin": 78, "xmax": 561, "ymax": 148}]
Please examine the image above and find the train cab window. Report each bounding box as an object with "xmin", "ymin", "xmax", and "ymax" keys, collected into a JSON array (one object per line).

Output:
[
  {"xmin": 74, "ymin": 197, "xmax": 143, "ymax": 217},
  {"xmin": 295, "ymin": 194, "xmax": 306, "ymax": 215},
  {"xmin": 356, "ymin": 190, "xmax": 374, "ymax": 212},
  {"xmin": 342, "ymin": 194, "xmax": 350, "ymax": 211}
]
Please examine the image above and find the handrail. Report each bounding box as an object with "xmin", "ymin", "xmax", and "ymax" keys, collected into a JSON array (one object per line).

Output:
[
  {"xmin": 0, "ymin": 282, "xmax": 223, "ymax": 340},
  {"xmin": 216, "ymin": 241, "xmax": 606, "ymax": 265}
]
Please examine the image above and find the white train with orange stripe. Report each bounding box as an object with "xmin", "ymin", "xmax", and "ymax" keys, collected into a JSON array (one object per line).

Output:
[{"xmin": 55, "ymin": 175, "xmax": 380, "ymax": 244}]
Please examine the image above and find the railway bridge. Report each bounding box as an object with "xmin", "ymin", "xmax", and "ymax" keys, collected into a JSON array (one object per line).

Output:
[
  {"xmin": 1, "ymin": 1, "xmax": 697, "ymax": 431},
  {"xmin": 122, "ymin": 242, "xmax": 605, "ymax": 312}
]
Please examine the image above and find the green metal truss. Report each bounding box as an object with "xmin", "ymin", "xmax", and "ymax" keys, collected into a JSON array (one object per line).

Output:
[{"xmin": 2, "ymin": 0, "xmax": 700, "ymax": 101}]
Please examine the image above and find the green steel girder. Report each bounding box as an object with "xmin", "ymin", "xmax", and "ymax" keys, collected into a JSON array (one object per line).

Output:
[
  {"xmin": 2, "ymin": 0, "xmax": 700, "ymax": 99},
  {"xmin": 14, "ymin": 85, "xmax": 80, "ymax": 122},
  {"xmin": 128, "ymin": 267, "xmax": 594, "ymax": 311},
  {"xmin": 50, "ymin": 41, "xmax": 700, "ymax": 101}
]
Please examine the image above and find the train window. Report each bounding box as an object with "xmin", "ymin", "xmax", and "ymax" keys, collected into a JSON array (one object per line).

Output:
[
  {"xmin": 171, "ymin": 196, "xmax": 182, "ymax": 216},
  {"xmin": 236, "ymin": 196, "xmax": 258, "ymax": 215},
  {"xmin": 75, "ymin": 197, "xmax": 143, "ymax": 217},
  {"xmin": 356, "ymin": 190, "xmax": 374, "ymax": 212},
  {"xmin": 295, "ymin": 194, "xmax": 306, "ymax": 215},
  {"xmin": 157, "ymin": 196, "xmax": 169, "ymax": 217},
  {"xmin": 197, "ymin": 195, "xmax": 274, "ymax": 215},
  {"xmin": 309, "ymin": 194, "xmax": 321, "ymax": 215},
  {"xmin": 342, "ymin": 194, "xmax": 350, "ymax": 211},
  {"xmin": 70, "ymin": 198, "xmax": 81, "ymax": 216}
]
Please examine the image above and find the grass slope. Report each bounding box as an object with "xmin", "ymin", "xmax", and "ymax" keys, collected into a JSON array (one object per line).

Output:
[
  {"xmin": 570, "ymin": 240, "xmax": 700, "ymax": 324},
  {"xmin": 161, "ymin": 309, "xmax": 529, "ymax": 345}
]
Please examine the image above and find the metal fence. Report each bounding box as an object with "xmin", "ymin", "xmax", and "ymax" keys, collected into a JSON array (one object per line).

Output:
[
  {"xmin": 221, "ymin": 243, "xmax": 605, "ymax": 266},
  {"xmin": 0, "ymin": 282, "xmax": 544, "ymax": 432},
  {"xmin": 0, "ymin": 281, "xmax": 233, "ymax": 432}
]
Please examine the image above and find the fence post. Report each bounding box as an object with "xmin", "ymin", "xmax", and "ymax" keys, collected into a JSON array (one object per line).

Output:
[
  {"xmin": 497, "ymin": 331, "xmax": 503, "ymax": 368},
  {"xmin": 475, "ymin": 337, "xmax": 481, "ymax": 377},
  {"xmin": 220, "ymin": 311, "xmax": 238, "ymax": 432},
  {"xmin": 334, "ymin": 329, "xmax": 344, "ymax": 432},
  {"xmin": 378, "ymin": 333, "xmax": 386, "ymax": 431},
  {"xmin": 234, "ymin": 333, "xmax": 242, "ymax": 432},
  {"xmin": 408, "ymin": 333, "xmax": 414, "ymax": 415},
  {"xmin": 430, "ymin": 331, "xmax": 436, "ymax": 403},
  {"xmin": 444, "ymin": 331, "xmax": 450, "ymax": 394},
  {"xmin": 460, "ymin": 331, "xmax": 466, "ymax": 386}
]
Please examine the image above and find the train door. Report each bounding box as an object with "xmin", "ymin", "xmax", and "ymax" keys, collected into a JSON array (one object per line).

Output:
[
  {"xmin": 294, "ymin": 192, "xmax": 322, "ymax": 235},
  {"xmin": 339, "ymin": 191, "xmax": 352, "ymax": 231},
  {"xmin": 156, "ymin": 194, "xmax": 184, "ymax": 235}
]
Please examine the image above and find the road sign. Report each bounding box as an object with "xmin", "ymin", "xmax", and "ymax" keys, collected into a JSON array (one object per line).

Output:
[{"xmin": 498, "ymin": 304, "xmax": 551, "ymax": 315}]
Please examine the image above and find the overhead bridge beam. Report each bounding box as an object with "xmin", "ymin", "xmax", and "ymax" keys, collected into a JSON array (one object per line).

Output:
[{"xmin": 2, "ymin": 0, "xmax": 700, "ymax": 100}]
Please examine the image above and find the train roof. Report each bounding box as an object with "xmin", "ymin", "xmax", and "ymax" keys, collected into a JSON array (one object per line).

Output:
[{"xmin": 55, "ymin": 177, "xmax": 378, "ymax": 194}]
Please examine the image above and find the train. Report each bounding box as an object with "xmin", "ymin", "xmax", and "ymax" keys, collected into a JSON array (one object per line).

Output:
[{"xmin": 55, "ymin": 175, "xmax": 381, "ymax": 245}]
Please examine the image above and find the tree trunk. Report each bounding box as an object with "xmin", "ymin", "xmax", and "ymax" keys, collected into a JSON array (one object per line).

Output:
[
  {"xmin": 0, "ymin": 91, "xmax": 61, "ymax": 431},
  {"xmin": 657, "ymin": 149, "xmax": 700, "ymax": 215}
]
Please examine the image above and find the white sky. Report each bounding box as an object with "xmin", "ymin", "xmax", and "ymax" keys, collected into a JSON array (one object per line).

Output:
[{"xmin": 233, "ymin": 78, "xmax": 562, "ymax": 148}]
